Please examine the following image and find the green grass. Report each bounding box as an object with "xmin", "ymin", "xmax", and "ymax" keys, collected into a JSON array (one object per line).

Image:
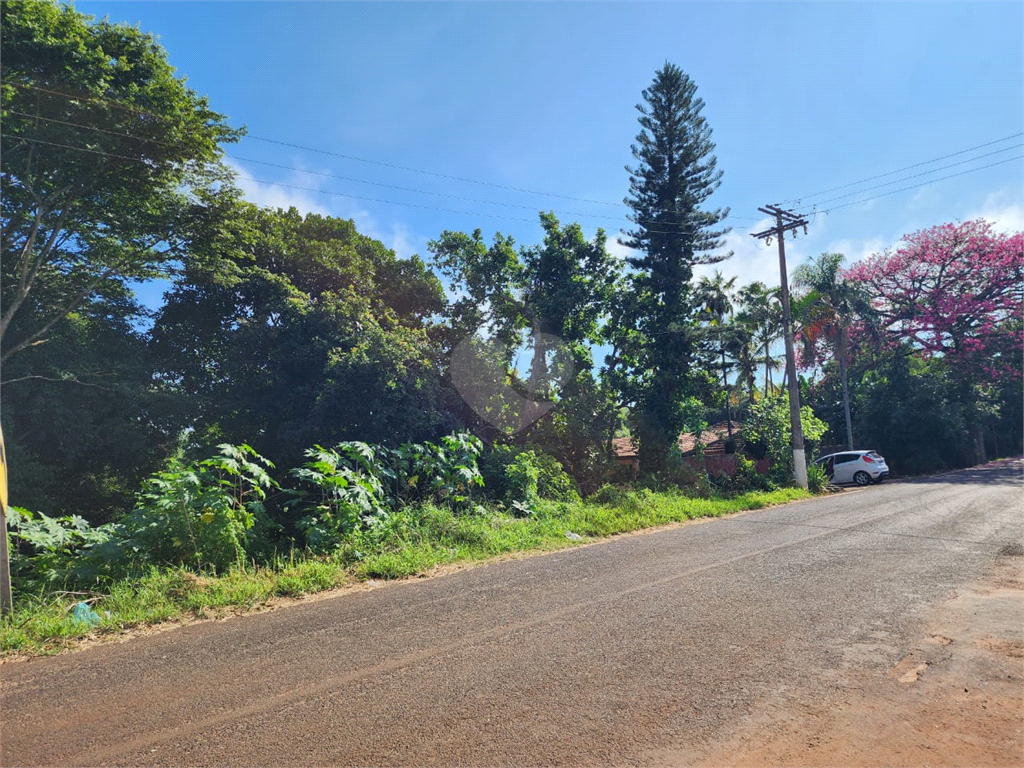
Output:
[{"xmin": 1, "ymin": 486, "xmax": 810, "ymax": 657}]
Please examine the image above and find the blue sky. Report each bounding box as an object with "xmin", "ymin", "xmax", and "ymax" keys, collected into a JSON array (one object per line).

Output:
[{"xmin": 79, "ymin": 1, "xmax": 1023, "ymax": 304}]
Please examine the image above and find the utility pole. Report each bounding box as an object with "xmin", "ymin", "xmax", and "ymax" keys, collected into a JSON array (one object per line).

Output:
[
  {"xmin": 752, "ymin": 205, "xmax": 809, "ymax": 489},
  {"xmin": 0, "ymin": 423, "xmax": 11, "ymax": 616}
]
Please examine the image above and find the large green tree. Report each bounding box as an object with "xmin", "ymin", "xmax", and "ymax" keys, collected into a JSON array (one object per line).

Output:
[
  {"xmin": 519, "ymin": 214, "xmax": 620, "ymax": 483},
  {"xmin": 0, "ymin": 1, "xmax": 241, "ymax": 521},
  {"xmin": 0, "ymin": 0, "xmax": 241, "ymax": 364},
  {"xmin": 618, "ymin": 62, "xmax": 731, "ymax": 473},
  {"xmin": 151, "ymin": 202, "xmax": 448, "ymax": 471},
  {"xmin": 429, "ymin": 213, "xmax": 621, "ymax": 484},
  {"xmin": 1, "ymin": 293, "xmax": 183, "ymax": 523}
]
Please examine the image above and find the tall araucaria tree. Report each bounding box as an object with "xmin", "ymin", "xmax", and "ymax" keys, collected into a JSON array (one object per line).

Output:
[
  {"xmin": 844, "ymin": 220, "xmax": 1023, "ymax": 462},
  {"xmin": 618, "ymin": 62, "xmax": 731, "ymax": 473}
]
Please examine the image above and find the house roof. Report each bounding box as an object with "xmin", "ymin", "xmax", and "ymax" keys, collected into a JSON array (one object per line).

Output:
[{"xmin": 612, "ymin": 421, "xmax": 743, "ymax": 459}]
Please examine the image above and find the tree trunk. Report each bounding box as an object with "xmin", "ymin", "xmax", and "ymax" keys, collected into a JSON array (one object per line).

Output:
[
  {"xmin": 970, "ymin": 422, "xmax": 987, "ymax": 465},
  {"xmin": 528, "ymin": 323, "xmax": 548, "ymax": 398},
  {"xmin": 721, "ymin": 343, "xmax": 732, "ymax": 437},
  {"xmin": 839, "ymin": 330, "xmax": 854, "ymax": 450}
]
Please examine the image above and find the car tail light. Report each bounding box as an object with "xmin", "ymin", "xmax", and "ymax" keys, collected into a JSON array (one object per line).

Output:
[{"xmin": 862, "ymin": 455, "xmax": 875, "ymax": 463}]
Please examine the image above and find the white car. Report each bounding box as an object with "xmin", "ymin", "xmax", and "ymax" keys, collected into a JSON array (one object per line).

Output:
[{"xmin": 812, "ymin": 450, "xmax": 889, "ymax": 486}]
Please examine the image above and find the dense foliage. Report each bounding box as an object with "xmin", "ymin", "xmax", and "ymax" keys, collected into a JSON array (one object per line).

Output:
[
  {"xmin": 1, "ymin": 0, "xmax": 240, "ymax": 363},
  {"xmin": 741, "ymin": 396, "xmax": 828, "ymax": 486}
]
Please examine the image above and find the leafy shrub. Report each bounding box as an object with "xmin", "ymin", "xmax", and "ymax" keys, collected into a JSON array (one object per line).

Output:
[
  {"xmin": 531, "ymin": 451, "xmax": 581, "ymax": 503},
  {"xmin": 389, "ymin": 433, "xmax": 484, "ymax": 509},
  {"xmin": 90, "ymin": 444, "xmax": 278, "ymax": 574},
  {"xmin": 587, "ymin": 484, "xmax": 628, "ymax": 506},
  {"xmin": 504, "ymin": 452, "xmax": 540, "ymax": 507},
  {"xmin": 742, "ymin": 396, "xmax": 828, "ymax": 487},
  {"xmin": 290, "ymin": 433, "xmax": 484, "ymax": 552},
  {"xmin": 732, "ymin": 454, "xmax": 775, "ymax": 494},
  {"xmin": 289, "ymin": 442, "xmax": 392, "ymax": 553},
  {"xmin": 806, "ymin": 462, "xmax": 829, "ymax": 493},
  {"xmin": 5, "ymin": 507, "xmax": 113, "ymax": 594},
  {"xmin": 480, "ymin": 444, "xmax": 580, "ymax": 506}
]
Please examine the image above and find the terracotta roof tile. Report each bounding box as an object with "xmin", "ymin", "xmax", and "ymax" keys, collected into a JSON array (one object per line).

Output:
[{"xmin": 612, "ymin": 421, "xmax": 743, "ymax": 458}]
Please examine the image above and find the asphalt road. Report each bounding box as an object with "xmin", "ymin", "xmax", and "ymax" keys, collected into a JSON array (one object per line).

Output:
[{"xmin": 2, "ymin": 462, "xmax": 1022, "ymax": 767}]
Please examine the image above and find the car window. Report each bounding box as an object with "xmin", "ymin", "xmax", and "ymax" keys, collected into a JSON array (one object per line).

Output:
[
  {"xmin": 834, "ymin": 453, "xmax": 858, "ymax": 464},
  {"xmin": 868, "ymin": 451, "xmax": 884, "ymax": 460}
]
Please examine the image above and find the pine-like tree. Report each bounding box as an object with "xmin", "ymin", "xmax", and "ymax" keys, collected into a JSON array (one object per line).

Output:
[{"xmin": 618, "ymin": 62, "xmax": 731, "ymax": 473}]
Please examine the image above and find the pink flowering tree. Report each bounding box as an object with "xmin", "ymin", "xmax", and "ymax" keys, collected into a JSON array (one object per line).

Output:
[
  {"xmin": 844, "ymin": 220, "xmax": 1023, "ymax": 381},
  {"xmin": 844, "ymin": 220, "xmax": 1023, "ymax": 462}
]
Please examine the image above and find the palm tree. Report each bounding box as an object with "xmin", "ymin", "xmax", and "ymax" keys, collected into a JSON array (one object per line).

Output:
[
  {"xmin": 726, "ymin": 321, "xmax": 758, "ymax": 405},
  {"xmin": 695, "ymin": 271, "xmax": 737, "ymax": 437},
  {"xmin": 793, "ymin": 252, "xmax": 877, "ymax": 450},
  {"xmin": 736, "ymin": 281, "xmax": 783, "ymax": 397}
]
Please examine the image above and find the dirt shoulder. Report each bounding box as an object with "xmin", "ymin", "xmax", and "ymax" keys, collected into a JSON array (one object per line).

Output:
[{"xmin": 658, "ymin": 545, "xmax": 1024, "ymax": 767}]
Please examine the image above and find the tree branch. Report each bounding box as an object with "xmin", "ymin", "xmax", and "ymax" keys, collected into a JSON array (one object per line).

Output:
[
  {"xmin": 0, "ymin": 267, "xmax": 115, "ymax": 364},
  {"xmin": 0, "ymin": 374, "xmax": 115, "ymax": 391}
]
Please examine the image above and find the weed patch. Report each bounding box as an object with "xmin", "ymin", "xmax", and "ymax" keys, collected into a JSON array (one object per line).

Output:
[{"xmin": 2, "ymin": 487, "xmax": 810, "ymax": 657}]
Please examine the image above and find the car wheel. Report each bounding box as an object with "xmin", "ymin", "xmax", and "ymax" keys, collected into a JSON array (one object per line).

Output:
[{"xmin": 853, "ymin": 471, "xmax": 871, "ymax": 486}]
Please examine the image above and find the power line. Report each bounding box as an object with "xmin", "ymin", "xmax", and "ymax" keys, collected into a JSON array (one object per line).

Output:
[
  {"xmin": 6, "ymin": 108, "xmax": 753, "ymax": 230},
  {"xmin": 7, "ymin": 82, "xmax": 624, "ymax": 208},
  {"xmin": 9, "ymin": 83, "xmax": 1020, "ymax": 233},
  {"xmin": 6, "ymin": 82, "xmax": 763, "ymax": 224},
  {"xmin": 243, "ymin": 134, "xmax": 627, "ymax": 208},
  {"xmin": 781, "ymin": 131, "xmax": 1024, "ymax": 205},
  {"xmin": 7, "ymin": 133, "xmax": 749, "ymax": 237},
  {"xmin": 812, "ymin": 155, "xmax": 1023, "ymax": 214},
  {"xmin": 790, "ymin": 144, "xmax": 1023, "ymax": 214}
]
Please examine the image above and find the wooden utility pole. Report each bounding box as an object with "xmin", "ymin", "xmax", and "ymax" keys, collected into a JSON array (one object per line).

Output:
[
  {"xmin": 0, "ymin": 423, "xmax": 12, "ymax": 616},
  {"xmin": 752, "ymin": 205, "xmax": 809, "ymax": 489}
]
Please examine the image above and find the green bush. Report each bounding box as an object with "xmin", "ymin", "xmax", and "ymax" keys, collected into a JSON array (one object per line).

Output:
[
  {"xmin": 588, "ymin": 484, "xmax": 629, "ymax": 506},
  {"xmin": 5, "ymin": 507, "xmax": 113, "ymax": 595},
  {"xmin": 733, "ymin": 454, "xmax": 775, "ymax": 493},
  {"xmin": 742, "ymin": 396, "xmax": 828, "ymax": 487},
  {"xmin": 289, "ymin": 433, "xmax": 485, "ymax": 552},
  {"xmin": 288, "ymin": 442, "xmax": 392, "ymax": 553},
  {"xmin": 531, "ymin": 450, "xmax": 581, "ymax": 503},
  {"xmin": 389, "ymin": 433, "xmax": 484, "ymax": 509},
  {"xmin": 92, "ymin": 444, "xmax": 279, "ymax": 575},
  {"xmin": 806, "ymin": 462, "xmax": 829, "ymax": 493},
  {"xmin": 480, "ymin": 445, "xmax": 580, "ymax": 507}
]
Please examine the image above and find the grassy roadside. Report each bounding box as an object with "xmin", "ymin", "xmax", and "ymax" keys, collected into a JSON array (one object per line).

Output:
[{"xmin": 1, "ymin": 487, "xmax": 810, "ymax": 658}]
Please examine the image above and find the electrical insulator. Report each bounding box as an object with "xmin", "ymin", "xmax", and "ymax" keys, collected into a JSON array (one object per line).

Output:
[{"xmin": 766, "ymin": 237, "xmax": 772, "ymax": 246}]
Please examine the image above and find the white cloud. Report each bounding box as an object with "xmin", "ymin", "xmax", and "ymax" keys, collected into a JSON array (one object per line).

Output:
[
  {"xmin": 823, "ymin": 237, "xmax": 886, "ymax": 268},
  {"xmin": 225, "ymin": 159, "xmax": 433, "ymax": 258},
  {"xmin": 693, "ymin": 216, "xmax": 786, "ymax": 288},
  {"xmin": 225, "ymin": 158, "xmax": 332, "ymax": 215},
  {"xmin": 968, "ymin": 189, "xmax": 1024, "ymax": 234},
  {"xmin": 349, "ymin": 212, "xmax": 428, "ymax": 259},
  {"xmin": 605, "ymin": 233, "xmax": 636, "ymax": 263}
]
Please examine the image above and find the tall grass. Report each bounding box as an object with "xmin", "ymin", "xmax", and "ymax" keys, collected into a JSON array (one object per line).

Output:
[{"xmin": 1, "ymin": 487, "xmax": 808, "ymax": 657}]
